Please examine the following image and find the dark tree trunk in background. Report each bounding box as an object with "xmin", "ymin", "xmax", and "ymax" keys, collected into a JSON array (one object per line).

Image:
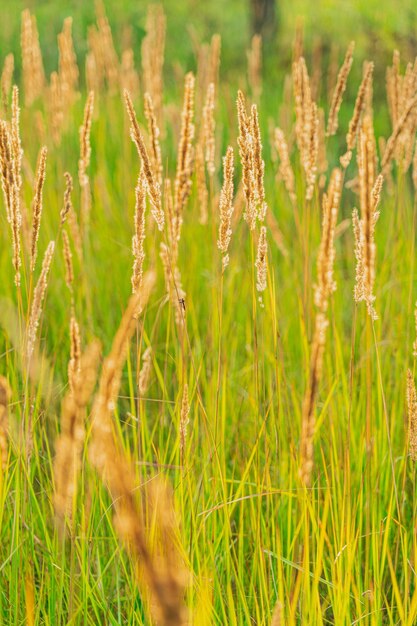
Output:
[{"xmin": 250, "ymin": 0, "xmax": 277, "ymax": 39}]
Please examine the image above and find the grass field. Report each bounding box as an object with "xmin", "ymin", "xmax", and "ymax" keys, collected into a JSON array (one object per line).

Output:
[{"xmin": 1, "ymin": 3, "xmax": 417, "ymax": 625}]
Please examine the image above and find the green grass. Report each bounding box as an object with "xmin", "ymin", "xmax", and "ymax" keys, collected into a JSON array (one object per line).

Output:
[{"xmin": 2, "ymin": 5, "xmax": 417, "ymax": 625}]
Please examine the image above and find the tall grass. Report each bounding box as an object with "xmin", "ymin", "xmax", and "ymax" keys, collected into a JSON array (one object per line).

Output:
[{"xmin": 1, "ymin": 5, "xmax": 417, "ymax": 625}]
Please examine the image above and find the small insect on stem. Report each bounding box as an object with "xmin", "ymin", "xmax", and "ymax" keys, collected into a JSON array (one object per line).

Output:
[{"xmin": 178, "ymin": 298, "xmax": 186, "ymax": 311}]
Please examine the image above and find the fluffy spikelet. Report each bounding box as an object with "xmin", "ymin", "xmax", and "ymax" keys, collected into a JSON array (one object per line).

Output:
[
  {"xmin": 293, "ymin": 58, "xmax": 318, "ymax": 199},
  {"xmin": 179, "ymin": 383, "xmax": 190, "ymax": 457},
  {"xmin": 255, "ymin": 226, "xmax": 268, "ymax": 292},
  {"xmin": 21, "ymin": 9, "xmax": 45, "ymax": 106},
  {"xmin": 314, "ymin": 168, "xmax": 342, "ymax": 310},
  {"xmin": 327, "ymin": 41, "xmax": 355, "ymax": 136},
  {"xmin": 131, "ymin": 171, "xmax": 147, "ymax": 293},
  {"xmin": 144, "ymin": 92, "xmax": 163, "ymax": 187},
  {"xmin": 345, "ymin": 62, "xmax": 374, "ymax": 152},
  {"xmin": 124, "ymin": 89, "xmax": 164, "ymax": 230},
  {"xmin": 54, "ymin": 340, "xmax": 101, "ymax": 522},
  {"xmin": 30, "ymin": 146, "xmax": 47, "ymax": 272},
  {"xmin": 60, "ymin": 172, "xmax": 73, "ymax": 225},
  {"xmin": 407, "ymin": 369, "xmax": 417, "ymax": 462},
  {"xmin": 141, "ymin": 4, "xmax": 166, "ymax": 123},
  {"xmin": 173, "ymin": 72, "xmax": 195, "ymax": 240},
  {"xmin": 0, "ymin": 376, "xmax": 11, "ymax": 470},
  {"xmin": 138, "ymin": 346, "xmax": 153, "ymax": 397},
  {"xmin": 202, "ymin": 82, "xmax": 216, "ymax": 177},
  {"xmin": 0, "ymin": 120, "xmax": 22, "ymax": 286},
  {"xmin": 353, "ymin": 116, "xmax": 381, "ymax": 319},
  {"xmin": 79, "ymin": 91, "xmax": 94, "ymax": 187},
  {"xmin": 271, "ymin": 601, "xmax": 284, "ymax": 626},
  {"xmin": 68, "ymin": 315, "xmax": 81, "ymax": 394},
  {"xmin": 58, "ymin": 17, "xmax": 79, "ymax": 104},
  {"xmin": 237, "ymin": 90, "xmax": 256, "ymax": 229},
  {"xmin": 217, "ymin": 146, "xmax": 235, "ymax": 270},
  {"xmin": 247, "ymin": 34, "xmax": 262, "ymax": 99},
  {"xmin": 62, "ymin": 229, "xmax": 74, "ymax": 289},
  {"xmin": 299, "ymin": 170, "xmax": 341, "ymax": 487},
  {"xmin": 11, "ymin": 86, "xmax": 23, "ymax": 194},
  {"xmin": 251, "ymin": 104, "xmax": 267, "ymax": 219},
  {"xmin": 274, "ymin": 127, "xmax": 296, "ymax": 205},
  {"xmin": 1, "ymin": 54, "xmax": 14, "ymax": 111},
  {"xmin": 27, "ymin": 241, "xmax": 55, "ymax": 360}
]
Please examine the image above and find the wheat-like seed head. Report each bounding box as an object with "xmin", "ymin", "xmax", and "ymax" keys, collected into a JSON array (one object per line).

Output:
[
  {"xmin": 30, "ymin": 146, "xmax": 47, "ymax": 272},
  {"xmin": 327, "ymin": 41, "xmax": 355, "ymax": 136},
  {"xmin": 27, "ymin": 241, "xmax": 55, "ymax": 360}
]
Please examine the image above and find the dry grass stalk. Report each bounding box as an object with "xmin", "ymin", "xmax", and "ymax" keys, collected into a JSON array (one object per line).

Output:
[
  {"xmin": 217, "ymin": 146, "xmax": 234, "ymax": 271},
  {"xmin": 407, "ymin": 369, "xmax": 417, "ymax": 462},
  {"xmin": 141, "ymin": 4, "xmax": 166, "ymax": 123},
  {"xmin": 247, "ymin": 34, "xmax": 262, "ymax": 99},
  {"xmin": 195, "ymin": 144, "xmax": 208, "ymax": 225},
  {"xmin": 60, "ymin": 172, "xmax": 73, "ymax": 225},
  {"xmin": 88, "ymin": 271, "xmax": 188, "ymax": 624},
  {"xmin": 386, "ymin": 50, "xmax": 401, "ymax": 129},
  {"xmin": 314, "ymin": 168, "xmax": 342, "ymax": 310},
  {"xmin": 160, "ymin": 243, "xmax": 186, "ymax": 329},
  {"xmin": 54, "ymin": 340, "xmax": 101, "ymax": 521},
  {"xmin": 138, "ymin": 346, "xmax": 152, "ymax": 397},
  {"xmin": 95, "ymin": 5, "xmax": 120, "ymax": 94},
  {"xmin": 30, "ymin": 146, "xmax": 47, "ymax": 272},
  {"xmin": 300, "ymin": 169, "xmax": 342, "ymax": 487},
  {"xmin": 124, "ymin": 90, "xmax": 164, "ymax": 230},
  {"xmin": 353, "ymin": 116, "xmax": 381, "ymax": 319},
  {"xmin": 345, "ymin": 62, "xmax": 374, "ymax": 152},
  {"xmin": 27, "ymin": 241, "xmax": 55, "ymax": 360},
  {"xmin": 179, "ymin": 383, "xmax": 190, "ymax": 457},
  {"xmin": 251, "ymin": 104, "xmax": 267, "ymax": 220},
  {"xmin": 79, "ymin": 91, "xmax": 94, "ymax": 231},
  {"xmin": 293, "ymin": 57, "xmax": 318, "ymax": 199},
  {"xmin": 255, "ymin": 226, "xmax": 268, "ymax": 292},
  {"xmin": 0, "ymin": 120, "xmax": 22, "ymax": 286},
  {"xmin": 236, "ymin": 92, "xmax": 267, "ymax": 226},
  {"xmin": 58, "ymin": 17, "xmax": 79, "ymax": 104},
  {"xmin": 1, "ymin": 54, "xmax": 14, "ymax": 111},
  {"xmin": 173, "ymin": 72, "xmax": 195, "ymax": 241},
  {"xmin": 381, "ymin": 95, "xmax": 417, "ymax": 172},
  {"xmin": 131, "ymin": 171, "xmax": 147, "ymax": 293},
  {"xmin": 62, "ymin": 229, "xmax": 74, "ymax": 290},
  {"xmin": 79, "ymin": 91, "xmax": 94, "ymax": 187},
  {"xmin": 68, "ymin": 315, "xmax": 81, "ymax": 394},
  {"xmin": 327, "ymin": 41, "xmax": 355, "ymax": 136},
  {"xmin": 209, "ymin": 34, "xmax": 221, "ymax": 88},
  {"xmin": 237, "ymin": 90, "xmax": 256, "ymax": 229},
  {"xmin": 164, "ymin": 178, "xmax": 177, "ymax": 261},
  {"xmin": 274, "ymin": 127, "xmax": 296, "ymax": 205},
  {"xmin": 202, "ymin": 82, "xmax": 216, "ymax": 177},
  {"xmin": 144, "ymin": 93, "xmax": 163, "ymax": 187},
  {"xmin": 21, "ymin": 9, "xmax": 45, "ymax": 106},
  {"xmin": 11, "ymin": 87, "xmax": 22, "ymax": 194},
  {"xmin": 120, "ymin": 49, "xmax": 139, "ymax": 99},
  {"xmin": 48, "ymin": 71, "xmax": 64, "ymax": 144},
  {"xmin": 0, "ymin": 376, "xmax": 11, "ymax": 470}
]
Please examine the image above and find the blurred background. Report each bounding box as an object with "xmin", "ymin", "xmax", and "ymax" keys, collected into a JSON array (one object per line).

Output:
[{"xmin": 1, "ymin": 0, "xmax": 417, "ymax": 83}]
